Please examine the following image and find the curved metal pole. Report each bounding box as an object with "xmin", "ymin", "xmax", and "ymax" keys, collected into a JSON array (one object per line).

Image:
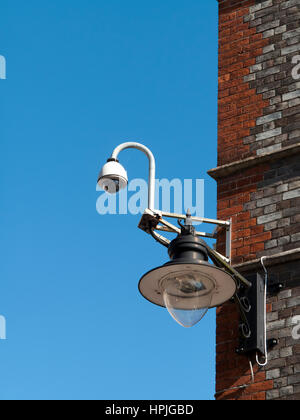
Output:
[{"xmin": 111, "ymin": 142, "xmax": 156, "ymax": 211}]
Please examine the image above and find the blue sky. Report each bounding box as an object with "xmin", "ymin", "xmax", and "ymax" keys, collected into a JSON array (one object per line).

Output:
[{"xmin": 0, "ymin": 0, "xmax": 219, "ymax": 400}]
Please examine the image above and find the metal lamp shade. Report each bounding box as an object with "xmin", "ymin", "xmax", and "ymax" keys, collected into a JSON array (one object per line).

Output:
[
  {"xmin": 139, "ymin": 261, "xmax": 237, "ymax": 309},
  {"xmin": 139, "ymin": 232, "xmax": 237, "ymax": 311}
]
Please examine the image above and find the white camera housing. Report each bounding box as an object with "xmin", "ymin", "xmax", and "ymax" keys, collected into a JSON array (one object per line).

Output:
[{"xmin": 98, "ymin": 160, "xmax": 128, "ymax": 194}]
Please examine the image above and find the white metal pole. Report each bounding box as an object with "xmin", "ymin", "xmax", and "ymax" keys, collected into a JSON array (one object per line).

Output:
[{"xmin": 111, "ymin": 142, "xmax": 156, "ymax": 211}]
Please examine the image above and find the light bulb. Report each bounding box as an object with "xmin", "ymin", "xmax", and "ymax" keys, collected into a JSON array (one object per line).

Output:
[{"xmin": 161, "ymin": 271, "xmax": 215, "ymax": 328}]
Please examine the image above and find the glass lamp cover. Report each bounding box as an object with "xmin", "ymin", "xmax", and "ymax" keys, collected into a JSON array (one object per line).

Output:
[{"xmin": 161, "ymin": 271, "xmax": 215, "ymax": 328}]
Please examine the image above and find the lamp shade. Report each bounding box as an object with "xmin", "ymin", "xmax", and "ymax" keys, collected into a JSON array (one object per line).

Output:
[{"xmin": 138, "ymin": 232, "xmax": 237, "ymax": 327}]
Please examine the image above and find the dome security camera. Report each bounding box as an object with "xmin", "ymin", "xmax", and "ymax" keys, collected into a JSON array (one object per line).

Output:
[
  {"xmin": 97, "ymin": 159, "xmax": 128, "ymax": 194},
  {"xmin": 97, "ymin": 142, "xmax": 156, "ymax": 209}
]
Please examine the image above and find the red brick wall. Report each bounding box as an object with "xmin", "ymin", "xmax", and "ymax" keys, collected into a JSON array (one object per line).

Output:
[
  {"xmin": 216, "ymin": 0, "xmax": 270, "ymax": 400},
  {"xmin": 214, "ymin": 0, "xmax": 300, "ymax": 400},
  {"xmin": 216, "ymin": 302, "xmax": 274, "ymax": 400},
  {"xmin": 218, "ymin": 1, "xmax": 269, "ymax": 166},
  {"xmin": 217, "ymin": 164, "xmax": 271, "ymax": 266}
]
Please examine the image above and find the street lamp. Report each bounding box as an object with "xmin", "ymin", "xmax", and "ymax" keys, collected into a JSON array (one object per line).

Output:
[
  {"xmin": 138, "ymin": 218, "xmax": 236, "ymax": 328},
  {"xmin": 98, "ymin": 142, "xmax": 273, "ymax": 358}
]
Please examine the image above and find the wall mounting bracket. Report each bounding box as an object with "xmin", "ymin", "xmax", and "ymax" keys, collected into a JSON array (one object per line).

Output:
[{"xmin": 138, "ymin": 208, "xmax": 232, "ymax": 263}]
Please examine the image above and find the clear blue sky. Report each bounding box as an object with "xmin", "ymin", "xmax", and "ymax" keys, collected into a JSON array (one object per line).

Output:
[{"xmin": 0, "ymin": 0, "xmax": 219, "ymax": 400}]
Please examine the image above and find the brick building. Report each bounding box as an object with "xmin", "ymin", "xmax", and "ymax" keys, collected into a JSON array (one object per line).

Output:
[{"xmin": 208, "ymin": 0, "xmax": 300, "ymax": 400}]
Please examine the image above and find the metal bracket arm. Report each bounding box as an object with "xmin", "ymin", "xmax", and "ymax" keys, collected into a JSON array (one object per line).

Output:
[{"xmin": 138, "ymin": 208, "xmax": 232, "ymax": 262}]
